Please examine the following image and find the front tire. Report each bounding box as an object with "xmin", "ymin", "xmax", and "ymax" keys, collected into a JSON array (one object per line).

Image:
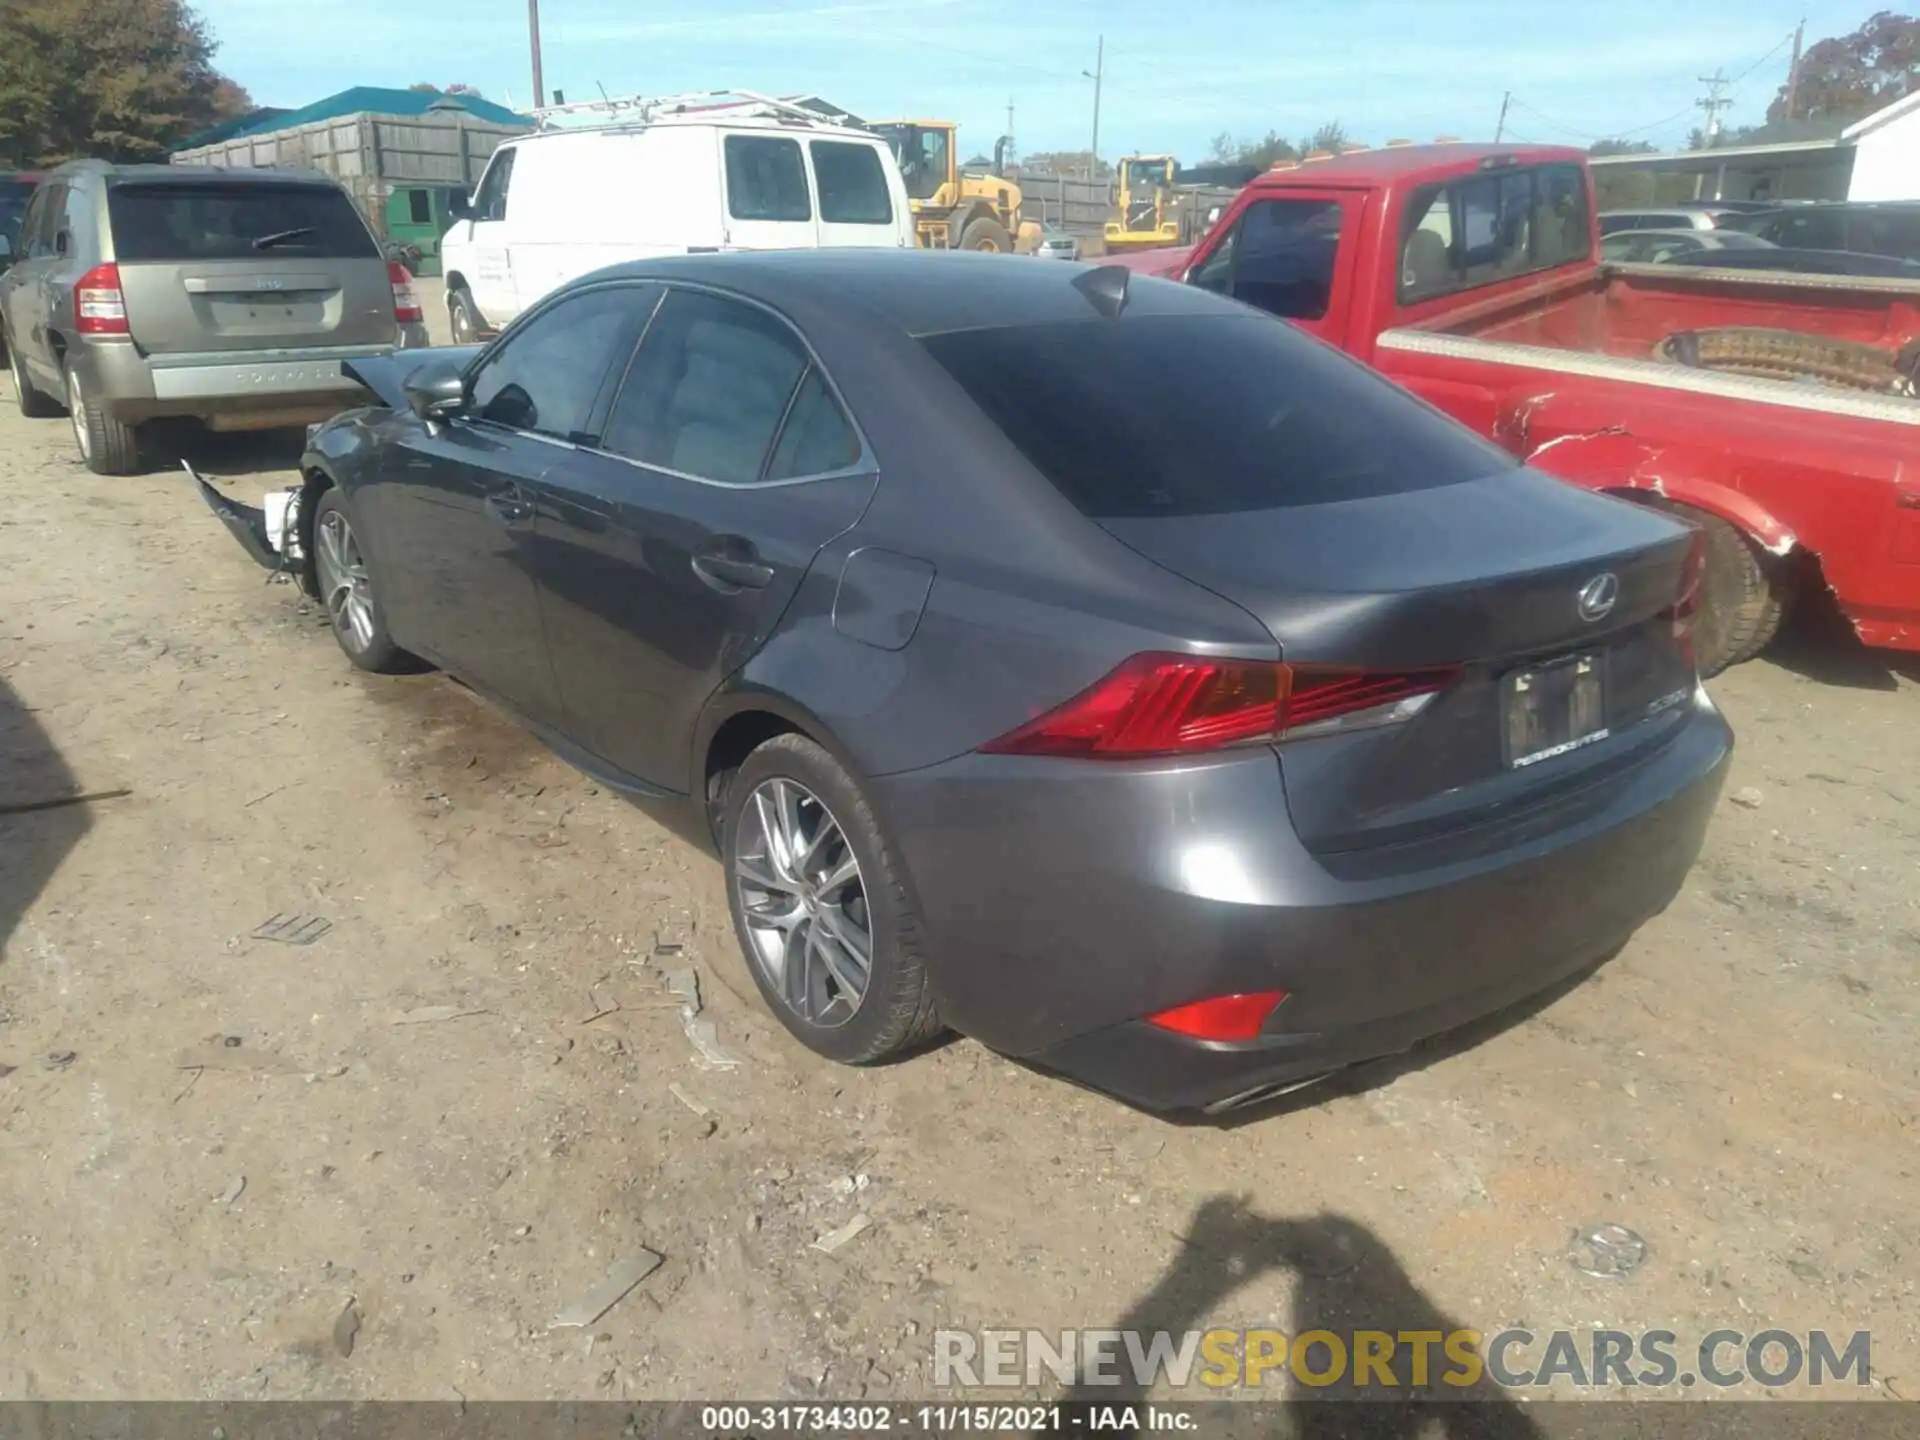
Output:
[
  {"xmin": 957, "ymin": 216, "xmax": 1012, "ymax": 253},
  {"xmin": 723, "ymin": 733, "xmax": 942, "ymax": 1065},
  {"xmin": 447, "ymin": 286, "xmax": 484, "ymax": 345},
  {"xmin": 65, "ymin": 364, "xmax": 141, "ymax": 474},
  {"xmin": 8, "ymin": 330, "xmax": 58, "ymax": 418},
  {"xmin": 311, "ymin": 489, "xmax": 412, "ymax": 673}
]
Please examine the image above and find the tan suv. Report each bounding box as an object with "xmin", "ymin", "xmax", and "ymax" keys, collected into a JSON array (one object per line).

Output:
[{"xmin": 0, "ymin": 161, "xmax": 428, "ymax": 474}]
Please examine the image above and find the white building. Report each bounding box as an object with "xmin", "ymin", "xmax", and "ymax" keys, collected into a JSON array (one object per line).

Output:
[{"xmin": 1590, "ymin": 90, "xmax": 1920, "ymax": 205}]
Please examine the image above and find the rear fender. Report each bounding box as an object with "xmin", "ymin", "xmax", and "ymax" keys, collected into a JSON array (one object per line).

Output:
[{"xmin": 1503, "ymin": 418, "xmax": 1799, "ymax": 560}]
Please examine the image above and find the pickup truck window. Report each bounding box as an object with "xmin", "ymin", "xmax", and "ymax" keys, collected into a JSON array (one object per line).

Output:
[
  {"xmin": 1191, "ymin": 199, "xmax": 1341, "ymax": 320},
  {"xmin": 1400, "ymin": 162, "xmax": 1589, "ymax": 303},
  {"xmin": 922, "ymin": 313, "xmax": 1512, "ymax": 518}
]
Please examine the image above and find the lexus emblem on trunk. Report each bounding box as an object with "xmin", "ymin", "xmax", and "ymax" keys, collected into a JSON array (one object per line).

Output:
[{"xmin": 1577, "ymin": 572, "xmax": 1620, "ymax": 622}]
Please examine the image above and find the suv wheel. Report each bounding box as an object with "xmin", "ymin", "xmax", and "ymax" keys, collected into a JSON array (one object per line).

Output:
[
  {"xmin": 447, "ymin": 286, "xmax": 484, "ymax": 344},
  {"xmin": 65, "ymin": 365, "xmax": 141, "ymax": 475},
  {"xmin": 7, "ymin": 331, "xmax": 58, "ymax": 419}
]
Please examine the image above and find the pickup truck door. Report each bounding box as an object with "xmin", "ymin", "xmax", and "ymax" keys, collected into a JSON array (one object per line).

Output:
[{"xmin": 1186, "ymin": 188, "xmax": 1364, "ymax": 349}]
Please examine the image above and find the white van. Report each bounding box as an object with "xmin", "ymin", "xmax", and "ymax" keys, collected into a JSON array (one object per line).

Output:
[{"xmin": 438, "ymin": 93, "xmax": 915, "ymax": 341}]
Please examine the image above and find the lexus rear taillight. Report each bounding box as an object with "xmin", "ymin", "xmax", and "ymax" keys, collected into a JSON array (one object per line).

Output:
[
  {"xmin": 388, "ymin": 260, "xmax": 423, "ymax": 324},
  {"xmin": 1146, "ymin": 990, "xmax": 1287, "ymax": 1042},
  {"xmin": 73, "ymin": 264, "xmax": 128, "ymax": 336},
  {"xmin": 1670, "ymin": 530, "xmax": 1707, "ymax": 668},
  {"xmin": 979, "ymin": 654, "xmax": 1457, "ymax": 760}
]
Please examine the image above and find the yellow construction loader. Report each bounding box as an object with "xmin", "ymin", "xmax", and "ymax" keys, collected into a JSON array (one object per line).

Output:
[
  {"xmin": 873, "ymin": 121, "xmax": 1039, "ymax": 252},
  {"xmin": 1105, "ymin": 155, "xmax": 1258, "ymax": 251}
]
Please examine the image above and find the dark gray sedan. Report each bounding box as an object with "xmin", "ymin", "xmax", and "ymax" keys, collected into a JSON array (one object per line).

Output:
[{"xmin": 265, "ymin": 251, "xmax": 1731, "ymax": 1112}]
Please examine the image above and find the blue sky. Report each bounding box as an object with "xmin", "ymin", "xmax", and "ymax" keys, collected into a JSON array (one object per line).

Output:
[{"xmin": 198, "ymin": 0, "xmax": 1884, "ymax": 160}]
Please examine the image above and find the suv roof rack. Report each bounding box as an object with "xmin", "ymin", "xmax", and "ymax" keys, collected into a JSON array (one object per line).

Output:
[{"xmin": 531, "ymin": 89, "xmax": 859, "ymax": 132}]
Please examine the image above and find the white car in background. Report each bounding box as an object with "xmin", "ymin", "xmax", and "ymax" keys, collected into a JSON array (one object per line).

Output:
[
  {"xmin": 439, "ymin": 91, "xmax": 915, "ymax": 341},
  {"xmin": 1600, "ymin": 228, "xmax": 1777, "ymax": 264}
]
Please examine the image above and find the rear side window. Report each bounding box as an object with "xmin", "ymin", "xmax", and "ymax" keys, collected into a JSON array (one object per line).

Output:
[
  {"xmin": 767, "ymin": 370, "xmax": 860, "ymax": 478},
  {"xmin": 810, "ymin": 141, "xmax": 892, "ymax": 224},
  {"xmin": 106, "ymin": 183, "xmax": 379, "ymax": 261},
  {"xmin": 725, "ymin": 136, "xmax": 811, "ymax": 223},
  {"xmin": 1400, "ymin": 163, "xmax": 1590, "ymax": 302},
  {"xmin": 922, "ymin": 313, "xmax": 1512, "ymax": 518},
  {"xmin": 1757, "ymin": 209, "xmax": 1844, "ymax": 249},
  {"xmin": 601, "ymin": 289, "xmax": 816, "ymax": 484}
]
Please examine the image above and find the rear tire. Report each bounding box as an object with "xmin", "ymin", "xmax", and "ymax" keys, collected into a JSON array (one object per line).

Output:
[
  {"xmin": 8, "ymin": 331, "xmax": 58, "ymax": 418},
  {"xmin": 447, "ymin": 286, "xmax": 484, "ymax": 345},
  {"xmin": 65, "ymin": 364, "xmax": 140, "ymax": 474},
  {"xmin": 722, "ymin": 733, "xmax": 943, "ymax": 1066},
  {"xmin": 957, "ymin": 216, "xmax": 1012, "ymax": 253},
  {"xmin": 311, "ymin": 488, "xmax": 412, "ymax": 673},
  {"xmin": 1664, "ymin": 504, "xmax": 1789, "ymax": 676}
]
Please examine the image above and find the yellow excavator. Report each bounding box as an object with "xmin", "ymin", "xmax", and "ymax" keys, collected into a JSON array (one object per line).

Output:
[
  {"xmin": 1105, "ymin": 155, "xmax": 1258, "ymax": 251},
  {"xmin": 873, "ymin": 121, "xmax": 1040, "ymax": 252}
]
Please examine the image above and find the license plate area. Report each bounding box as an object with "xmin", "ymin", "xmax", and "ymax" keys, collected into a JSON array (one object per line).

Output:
[{"xmin": 1503, "ymin": 651, "xmax": 1609, "ymax": 769}]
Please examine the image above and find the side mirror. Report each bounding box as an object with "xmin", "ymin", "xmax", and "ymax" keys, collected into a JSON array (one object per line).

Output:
[
  {"xmin": 448, "ymin": 192, "xmax": 475, "ymax": 221},
  {"xmin": 402, "ymin": 357, "xmax": 467, "ymax": 422}
]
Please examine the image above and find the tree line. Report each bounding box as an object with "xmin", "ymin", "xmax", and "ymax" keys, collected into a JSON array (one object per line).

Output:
[{"xmin": 0, "ymin": 0, "xmax": 253, "ymax": 167}]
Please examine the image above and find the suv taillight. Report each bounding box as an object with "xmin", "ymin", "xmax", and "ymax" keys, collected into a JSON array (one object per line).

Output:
[
  {"xmin": 74, "ymin": 264, "xmax": 128, "ymax": 336},
  {"xmin": 979, "ymin": 654, "xmax": 1458, "ymax": 760},
  {"xmin": 388, "ymin": 261, "xmax": 423, "ymax": 325}
]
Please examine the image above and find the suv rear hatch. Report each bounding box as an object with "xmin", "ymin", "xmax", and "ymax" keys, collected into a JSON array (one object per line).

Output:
[
  {"xmin": 106, "ymin": 180, "xmax": 396, "ymax": 354},
  {"xmin": 924, "ymin": 307, "xmax": 1700, "ymax": 856}
]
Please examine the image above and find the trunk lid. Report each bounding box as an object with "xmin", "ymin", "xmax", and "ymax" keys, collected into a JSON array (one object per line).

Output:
[
  {"xmin": 1098, "ymin": 470, "xmax": 1700, "ymax": 854},
  {"xmin": 106, "ymin": 180, "xmax": 397, "ymax": 355}
]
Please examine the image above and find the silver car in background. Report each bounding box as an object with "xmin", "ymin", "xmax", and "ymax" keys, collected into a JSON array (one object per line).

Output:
[{"xmin": 0, "ymin": 161, "xmax": 427, "ymax": 474}]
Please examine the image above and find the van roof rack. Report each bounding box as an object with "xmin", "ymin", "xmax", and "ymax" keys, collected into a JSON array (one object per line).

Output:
[{"xmin": 530, "ymin": 89, "xmax": 858, "ymax": 131}]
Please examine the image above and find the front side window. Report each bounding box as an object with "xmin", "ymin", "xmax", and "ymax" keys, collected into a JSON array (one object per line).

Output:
[
  {"xmin": 0, "ymin": 181, "xmax": 35, "ymax": 254},
  {"xmin": 810, "ymin": 141, "xmax": 892, "ymax": 224},
  {"xmin": 106, "ymin": 183, "xmax": 378, "ymax": 261},
  {"xmin": 473, "ymin": 148, "xmax": 516, "ymax": 223},
  {"xmin": 466, "ymin": 285, "xmax": 656, "ymax": 441},
  {"xmin": 1211, "ymin": 198, "xmax": 1343, "ymax": 320},
  {"xmin": 724, "ymin": 136, "xmax": 811, "ymax": 223},
  {"xmin": 601, "ymin": 288, "xmax": 840, "ymax": 484},
  {"xmin": 1398, "ymin": 162, "xmax": 1591, "ymax": 303}
]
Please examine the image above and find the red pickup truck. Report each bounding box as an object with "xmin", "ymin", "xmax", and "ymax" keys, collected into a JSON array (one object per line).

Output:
[{"xmin": 1112, "ymin": 144, "xmax": 1920, "ymax": 675}]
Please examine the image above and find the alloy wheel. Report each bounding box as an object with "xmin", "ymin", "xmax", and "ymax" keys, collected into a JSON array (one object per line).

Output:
[
  {"xmin": 66, "ymin": 370, "xmax": 89, "ymax": 461},
  {"xmin": 734, "ymin": 777, "xmax": 872, "ymax": 1028},
  {"xmin": 315, "ymin": 507, "xmax": 377, "ymax": 654}
]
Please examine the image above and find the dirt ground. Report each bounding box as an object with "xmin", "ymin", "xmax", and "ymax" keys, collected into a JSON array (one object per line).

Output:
[{"xmin": 1, "ymin": 309, "xmax": 1916, "ymax": 1413}]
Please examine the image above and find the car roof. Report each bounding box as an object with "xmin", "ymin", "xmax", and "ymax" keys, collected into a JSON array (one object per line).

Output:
[
  {"xmin": 1248, "ymin": 143, "xmax": 1585, "ymax": 190},
  {"xmin": 46, "ymin": 159, "xmax": 342, "ymax": 187},
  {"xmin": 582, "ymin": 250, "xmax": 1231, "ymax": 336}
]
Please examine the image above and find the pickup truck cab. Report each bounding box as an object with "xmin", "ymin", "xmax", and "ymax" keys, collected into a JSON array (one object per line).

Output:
[{"xmin": 1117, "ymin": 144, "xmax": 1920, "ymax": 674}]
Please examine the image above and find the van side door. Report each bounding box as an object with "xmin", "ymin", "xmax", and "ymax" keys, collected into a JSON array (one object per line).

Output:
[
  {"xmin": 462, "ymin": 147, "xmax": 519, "ymax": 324},
  {"xmin": 808, "ymin": 139, "xmax": 904, "ymax": 250}
]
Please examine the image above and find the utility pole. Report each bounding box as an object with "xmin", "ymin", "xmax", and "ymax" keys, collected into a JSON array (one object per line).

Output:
[
  {"xmin": 1696, "ymin": 69, "xmax": 1732, "ymax": 147},
  {"xmin": 528, "ymin": 0, "xmax": 546, "ymax": 111},
  {"xmin": 1494, "ymin": 90, "xmax": 1511, "ymax": 142},
  {"xmin": 1007, "ymin": 96, "xmax": 1016, "ymax": 166},
  {"xmin": 1784, "ymin": 18, "xmax": 1806, "ymax": 120},
  {"xmin": 1083, "ymin": 35, "xmax": 1104, "ymax": 178}
]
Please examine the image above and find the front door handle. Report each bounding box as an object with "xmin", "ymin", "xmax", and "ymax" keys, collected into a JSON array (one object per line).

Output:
[
  {"xmin": 484, "ymin": 484, "xmax": 532, "ymax": 525},
  {"xmin": 691, "ymin": 537, "xmax": 775, "ymax": 592}
]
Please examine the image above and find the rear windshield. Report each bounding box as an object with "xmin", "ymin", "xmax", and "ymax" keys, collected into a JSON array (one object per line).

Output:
[
  {"xmin": 105, "ymin": 183, "xmax": 379, "ymax": 262},
  {"xmin": 923, "ymin": 314, "xmax": 1514, "ymax": 518}
]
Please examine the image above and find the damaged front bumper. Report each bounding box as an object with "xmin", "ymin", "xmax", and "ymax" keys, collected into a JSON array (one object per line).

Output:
[{"xmin": 188, "ymin": 462, "xmax": 303, "ymax": 573}]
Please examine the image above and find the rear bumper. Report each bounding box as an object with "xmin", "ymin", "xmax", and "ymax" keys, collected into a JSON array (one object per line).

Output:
[
  {"xmin": 872, "ymin": 692, "xmax": 1731, "ymax": 1112},
  {"xmin": 71, "ymin": 337, "xmax": 419, "ymax": 424}
]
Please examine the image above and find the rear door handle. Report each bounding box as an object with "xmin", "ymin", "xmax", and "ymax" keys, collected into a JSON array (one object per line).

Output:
[
  {"xmin": 484, "ymin": 484, "xmax": 533, "ymax": 525},
  {"xmin": 691, "ymin": 537, "xmax": 775, "ymax": 592}
]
